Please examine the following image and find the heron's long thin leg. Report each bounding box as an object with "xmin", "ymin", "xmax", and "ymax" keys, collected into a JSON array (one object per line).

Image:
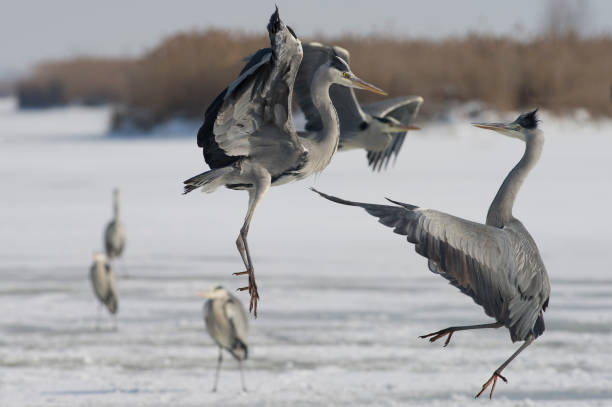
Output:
[
  {"xmin": 212, "ymin": 348, "xmax": 223, "ymax": 392},
  {"xmin": 234, "ymin": 175, "xmax": 270, "ymax": 316},
  {"xmin": 476, "ymin": 335, "xmax": 534, "ymax": 399},
  {"xmin": 420, "ymin": 321, "xmax": 503, "ymax": 347},
  {"xmin": 239, "ymin": 359, "xmax": 247, "ymax": 392}
]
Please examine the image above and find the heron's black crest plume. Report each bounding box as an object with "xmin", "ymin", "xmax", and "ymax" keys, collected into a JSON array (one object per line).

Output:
[
  {"xmin": 267, "ymin": 6, "xmax": 282, "ymax": 34},
  {"xmin": 330, "ymin": 55, "xmax": 350, "ymax": 72},
  {"xmin": 516, "ymin": 109, "xmax": 539, "ymax": 129}
]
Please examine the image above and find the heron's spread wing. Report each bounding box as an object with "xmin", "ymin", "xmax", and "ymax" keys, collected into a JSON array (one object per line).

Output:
[
  {"xmin": 313, "ymin": 189, "xmax": 549, "ymax": 341},
  {"xmin": 198, "ymin": 12, "xmax": 304, "ymax": 169},
  {"xmin": 294, "ymin": 43, "xmax": 366, "ymax": 132},
  {"xmin": 363, "ymin": 96, "xmax": 424, "ymax": 171},
  {"xmin": 363, "ymin": 96, "xmax": 423, "ymax": 121}
]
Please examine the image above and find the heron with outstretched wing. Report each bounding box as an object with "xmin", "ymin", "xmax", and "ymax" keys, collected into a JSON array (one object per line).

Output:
[
  {"xmin": 183, "ymin": 8, "xmax": 386, "ymax": 316},
  {"xmin": 313, "ymin": 110, "xmax": 550, "ymax": 398}
]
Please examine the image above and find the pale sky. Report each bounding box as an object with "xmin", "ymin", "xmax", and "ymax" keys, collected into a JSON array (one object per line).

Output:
[{"xmin": 1, "ymin": 0, "xmax": 611, "ymax": 78}]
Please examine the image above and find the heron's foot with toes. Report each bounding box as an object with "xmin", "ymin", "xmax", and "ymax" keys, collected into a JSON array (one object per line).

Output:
[
  {"xmin": 234, "ymin": 269, "xmax": 259, "ymax": 316},
  {"xmin": 475, "ymin": 371, "xmax": 507, "ymax": 399},
  {"xmin": 419, "ymin": 327, "xmax": 455, "ymax": 347}
]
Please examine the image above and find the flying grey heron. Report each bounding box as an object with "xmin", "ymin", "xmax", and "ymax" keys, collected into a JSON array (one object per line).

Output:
[
  {"xmin": 90, "ymin": 252, "xmax": 119, "ymax": 326},
  {"xmin": 295, "ymin": 42, "xmax": 423, "ymax": 171},
  {"xmin": 312, "ymin": 109, "xmax": 550, "ymax": 398},
  {"xmin": 183, "ymin": 8, "xmax": 386, "ymax": 316},
  {"xmin": 200, "ymin": 286, "xmax": 249, "ymax": 392},
  {"xmin": 104, "ymin": 188, "xmax": 126, "ymax": 260}
]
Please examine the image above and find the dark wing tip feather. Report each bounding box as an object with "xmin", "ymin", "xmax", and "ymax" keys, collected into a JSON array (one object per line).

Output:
[
  {"xmin": 183, "ymin": 185, "xmax": 198, "ymax": 195},
  {"xmin": 310, "ymin": 188, "xmax": 363, "ymax": 207},
  {"xmin": 310, "ymin": 189, "xmax": 416, "ymax": 238},
  {"xmin": 366, "ymin": 132, "xmax": 407, "ymax": 172},
  {"xmin": 385, "ymin": 197, "xmax": 418, "ymax": 210}
]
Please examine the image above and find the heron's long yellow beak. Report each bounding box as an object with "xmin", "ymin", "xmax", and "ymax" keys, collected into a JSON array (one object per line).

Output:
[
  {"xmin": 350, "ymin": 76, "xmax": 387, "ymax": 96},
  {"xmin": 472, "ymin": 123, "xmax": 502, "ymax": 131},
  {"xmin": 472, "ymin": 122, "xmax": 519, "ymax": 136}
]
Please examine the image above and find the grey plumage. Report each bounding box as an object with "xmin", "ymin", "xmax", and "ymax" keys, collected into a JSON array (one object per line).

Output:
[
  {"xmin": 295, "ymin": 42, "xmax": 423, "ymax": 171},
  {"xmin": 183, "ymin": 8, "xmax": 386, "ymax": 315},
  {"xmin": 90, "ymin": 252, "xmax": 118, "ymax": 315},
  {"xmin": 313, "ymin": 109, "xmax": 549, "ymax": 398},
  {"xmin": 202, "ymin": 286, "xmax": 249, "ymax": 392},
  {"xmin": 104, "ymin": 188, "xmax": 125, "ymax": 259}
]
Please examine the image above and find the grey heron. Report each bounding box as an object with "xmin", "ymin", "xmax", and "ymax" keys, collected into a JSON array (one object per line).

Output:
[
  {"xmin": 200, "ymin": 286, "xmax": 249, "ymax": 392},
  {"xmin": 104, "ymin": 188, "xmax": 126, "ymax": 260},
  {"xmin": 295, "ymin": 42, "xmax": 423, "ymax": 171},
  {"xmin": 183, "ymin": 8, "xmax": 386, "ymax": 316},
  {"xmin": 90, "ymin": 252, "xmax": 119, "ymax": 326},
  {"xmin": 312, "ymin": 109, "xmax": 550, "ymax": 398}
]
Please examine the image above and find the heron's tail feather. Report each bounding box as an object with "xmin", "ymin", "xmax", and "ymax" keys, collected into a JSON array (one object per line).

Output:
[
  {"xmin": 183, "ymin": 167, "xmax": 233, "ymax": 194},
  {"xmin": 230, "ymin": 339, "xmax": 248, "ymax": 361},
  {"xmin": 105, "ymin": 293, "xmax": 118, "ymax": 314}
]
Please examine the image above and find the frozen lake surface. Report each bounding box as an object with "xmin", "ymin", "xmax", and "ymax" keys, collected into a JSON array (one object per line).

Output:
[{"xmin": 1, "ymin": 99, "xmax": 611, "ymax": 406}]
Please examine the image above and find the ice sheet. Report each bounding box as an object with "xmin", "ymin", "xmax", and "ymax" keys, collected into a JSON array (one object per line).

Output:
[{"xmin": 0, "ymin": 99, "xmax": 611, "ymax": 406}]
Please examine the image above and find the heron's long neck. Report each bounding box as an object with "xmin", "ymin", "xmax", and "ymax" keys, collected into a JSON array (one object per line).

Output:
[
  {"xmin": 486, "ymin": 134, "xmax": 543, "ymax": 227},
  {"xmin": 113, "ymin": 196, "xmax": 120, "ymax": 220},
  {"xmin": 307, "ymin": 71, "xmax": 340, "ymax": 164}
]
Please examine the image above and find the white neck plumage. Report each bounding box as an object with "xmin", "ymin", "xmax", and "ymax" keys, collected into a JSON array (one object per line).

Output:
[{"xmin": 487, "ymin": 131, "xmax": 544, "ymax": 227}]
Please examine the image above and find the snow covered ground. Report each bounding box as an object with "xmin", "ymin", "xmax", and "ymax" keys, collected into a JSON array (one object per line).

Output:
[{"xmin": 0, "ymin": 98, "xmax": 611, "ymax": 406}]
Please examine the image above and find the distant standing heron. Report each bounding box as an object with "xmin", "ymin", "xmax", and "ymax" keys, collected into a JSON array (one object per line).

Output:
[
  {"xmin": 104, "ymin": 188, "xmax": 126, "ymax": 261},
  {"xmin": 90, "ymin": 252, "xmax": 119, "ymax": 326},
  {"xmin": 295, "ymin": 42, "xmax": 423, "ymax": 171},
  {"xmin": 200, "ymin": 286, "xmax": 249, "ymax": 392},
  {"xmin": 313, "ymin": 110, "xmax": 550, "ymax": 398},
  {"xmin": 183, "ymin": 8, "xmax": 386, "ymax": 315}
]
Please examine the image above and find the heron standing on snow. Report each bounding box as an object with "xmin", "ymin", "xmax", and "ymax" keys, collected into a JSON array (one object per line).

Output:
[
  {"xmin": 313, "ymin": 110, "xmax": 550, "ymax": 398},
  {"xmin": 295, "ymin": 42, "xmax": 422, "ymax": 171},
  {"xmin": 200, "ymin": 286, "xmax": 249, "ymax": 392},
  {"xmin": 104, "ymin": 188, "xmax": 126, "ymax": 261},
  {"xmin": 183, "ymin": 8, "xmax": 386, "ymax": 315},
  {"xmin": 90, "ymin": 252, "xmax": 119, "ymax": 326}
]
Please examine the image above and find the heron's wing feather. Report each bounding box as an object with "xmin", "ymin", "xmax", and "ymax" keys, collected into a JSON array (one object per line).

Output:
[
  {"xmin": 363, "ymin": 96, "xmax": 424, "ymax": 171},
  {"xmin": 198, "ymin": 19, "xmax": 305, "ymax": 169},
  {"xmin": 313, "ymin": 189, "xmax": 549, "ymax": 341},
  {"xmin": 363, "ymin": 96, "xmax": 423, "ymax": 121},
  {"xmin": 90, "ymin": 263, "xmax": 107, "ymax": 302},
  {"xmin": 365, "ymin": 132, "xmax": 407, "ymax": 172},
  {"xmin": 224, "ymin": 295, "xmax": 249, "ymax": 359},
  {"xmin": 225, "ymin": 296, "xmax": 249, "ymax": 344},
  {"xmin": 197, "ymin": 48, "xmax": 272, "ymax": 168},
  {"xmin": 105, "ymin": 266, "xmax": 118, "ymax": 313}
]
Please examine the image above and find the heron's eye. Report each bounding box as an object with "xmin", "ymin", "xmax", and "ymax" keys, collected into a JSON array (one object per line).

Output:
[{"xmin": 343, "ymin": 72, "xmax": 350, "ymax": 79}]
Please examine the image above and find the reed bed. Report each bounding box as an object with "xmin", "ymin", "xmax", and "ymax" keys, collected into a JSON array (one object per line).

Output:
[{"xmin": 17, "ymin": 31, "xmax": 612, "ymax": 121}]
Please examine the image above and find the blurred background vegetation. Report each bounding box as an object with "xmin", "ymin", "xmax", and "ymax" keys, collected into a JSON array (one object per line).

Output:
[{"xmin": 11, "ymin": 0, "xmax": 612, "ymax": 128}]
